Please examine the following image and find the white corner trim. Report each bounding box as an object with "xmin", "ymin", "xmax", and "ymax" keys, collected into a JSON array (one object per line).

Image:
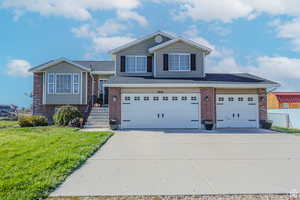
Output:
[
  {"xmin": 149, "ymin": 38, "xmax": 213, "ymax": 53},
  {"xmin": 154, "ymin": 52, "xmax": 157, "ymax": 77},
  {"xmin": 104, "ymin": 83, "xmax": 280, "ymax": 89},
  {"xmin": 109, "ymin": 31, "xmax": 176, "ymax": 55},
  {"xmin": 29, "ymin": 58, "xmax": 91, "ymax": 72},
  {"xmin": 43, "ymin": 72, "xmax": 46, "ymax": 104},
  {"xmin": 80, "ymin": 72, "xmax": 83, "ymax": 104},
  {"xmin": 85, "ymin": 72, "xmax": 88, "ymax": 104}
]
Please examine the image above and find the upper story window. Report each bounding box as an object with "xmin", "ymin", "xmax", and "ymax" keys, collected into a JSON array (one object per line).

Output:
[
  {"xmin": 125, "ymin": 56, "xmax": 147, "ymax": 73},
  {"xmin": 48, "ymin": 73, "xmax": 80, "ymax": 94},
  {"xmin": 169, "ymin": 54, "xmax": 190, "ymax": 71}
]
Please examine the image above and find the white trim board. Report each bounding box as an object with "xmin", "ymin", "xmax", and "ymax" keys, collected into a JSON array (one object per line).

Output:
[
  {"xmin": 149, "ymin": 38, "xmax": 213, "ymax": 54},
  {"xmin": 29, "ymin": 58, "xmax": 91, "ymax": 72},
  {"xmin": 109, "ymin": 31, "xmax": 176, "ymax": 55}
]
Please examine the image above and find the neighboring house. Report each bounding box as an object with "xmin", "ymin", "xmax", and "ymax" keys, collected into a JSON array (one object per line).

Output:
[
  {"xmin": 29, "ymin": 31, "xmax": 280, "ymax": 129},
  {"xmin": 268, "ymin": 92, "xmax": 300, "ymax": 109}
]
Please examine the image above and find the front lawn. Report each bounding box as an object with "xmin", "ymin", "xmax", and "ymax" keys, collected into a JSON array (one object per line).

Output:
[
  {"xmin": 0, "ymin": 120, "xmax": 18, "ymax": 128},
  {"xmin": 0, "ymin": 126, "xmax": 113, "ymax": 200},
  {"xmin": 272, "ymin": 126, "xmax": 300, "ymax": 135}
]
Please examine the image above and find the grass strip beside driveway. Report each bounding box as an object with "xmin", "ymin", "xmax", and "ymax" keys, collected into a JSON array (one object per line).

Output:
[
  {"xmin": 0, "ymin": 126, "xmax": 113, "ymax": 200},
  {"xmin": 272, "ymin": 126, "xmax": 300, "ymax": 135},
  {"xmin": 0, "ymin": 120, "xmax": 18, "ymax": 128}
]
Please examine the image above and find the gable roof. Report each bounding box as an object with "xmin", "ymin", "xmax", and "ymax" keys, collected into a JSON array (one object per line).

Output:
[
  {"xmin": 149, "ymin": 37, "xmax": 213, "ymax": 54},
  {"xmin": 109, "ymin": 31, "xmax": 176, "ymax": 55},
  {"xmin": 29, "ymin": 58, "xmax": 91, "ymax": 72}
]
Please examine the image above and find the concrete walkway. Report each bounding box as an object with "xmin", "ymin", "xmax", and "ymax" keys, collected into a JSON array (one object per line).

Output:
[{"xmin": 51, "ymin": 130, "xmax": 300, "ymax": 196}]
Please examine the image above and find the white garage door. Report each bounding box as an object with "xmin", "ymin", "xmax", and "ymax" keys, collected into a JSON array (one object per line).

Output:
[
  {"xmin": 216, "ymin": 94, "xmax": 259, "ymax": 128},
  {"xmin": 121, "ymin": 94, "xmax": 200, "ymax": 129}
]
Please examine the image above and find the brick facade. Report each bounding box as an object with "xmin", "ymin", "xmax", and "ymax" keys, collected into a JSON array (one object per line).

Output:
[
  {"xmin": 33, "ymin": 73, "xmax": 44, "ymax": 115},
  {"xmin": 200, "ymin": 88, "xmax": 216, "ymax": 124},
  {"xmin": 108, "ymin": 87, "xmax": 121, "ymax": 122},
  {"xmin": 258, "ymin": 88, "xmax": 268, "ymax": 122}
]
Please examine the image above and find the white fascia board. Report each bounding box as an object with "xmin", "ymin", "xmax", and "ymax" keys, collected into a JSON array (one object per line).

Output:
[
  {"xmin": 29, "ymin": 58, "xmax": 91, "ymax": 72},
  {"xmin": 104, "ymin": 83, "xmax": 280, "ymax": 89},
  {"xmin": 108, "ymin": 31, "xmax": 176, "ymax": 55},
  {"xmin": 91, "ymin": 71, "xmax": 115, "ymax": 75},
  {"xmin": 149, "ymin": 38, "xmax": 213, "ymax": 54}
]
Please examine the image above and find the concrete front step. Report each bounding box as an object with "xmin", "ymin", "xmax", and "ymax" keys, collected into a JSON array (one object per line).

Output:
[
  {"xmin": 85, "ymin": 122, "xmax": 109, "ymax": 126},
  {"xmin": 87, "ymin": 120, "xmax": 109, "ymax": 124}
]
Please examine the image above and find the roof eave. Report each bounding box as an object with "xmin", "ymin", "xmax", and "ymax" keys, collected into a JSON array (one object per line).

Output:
[
  {"xmin": 108, "ymin": 31, "xmax": 176, "ymax": 55},
  {"xmin": 29, "ymin": 58, "xmax": 91, "ymax": 72}
]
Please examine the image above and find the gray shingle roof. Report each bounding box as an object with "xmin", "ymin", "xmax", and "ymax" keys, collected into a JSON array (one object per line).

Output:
[
  {"xmin": 73, "ymin": 61, "xmax": 114, "ymax": 72},
  {"xmin": 107, "ymin": 73, "xmax": 279, "ymax": 86}
]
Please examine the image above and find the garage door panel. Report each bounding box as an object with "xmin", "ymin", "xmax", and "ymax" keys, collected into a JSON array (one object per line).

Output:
[
  {"xmin": 121, "ymin": 94, "xmax": 200, "ymax": 129},
  {"xmin": 216, "ymin": 94, "xmax": 259, "ymax": 128}
]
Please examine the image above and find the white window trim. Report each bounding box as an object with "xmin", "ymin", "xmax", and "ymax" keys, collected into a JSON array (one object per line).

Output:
[
  {"xmin": 47, "ymin": 73, "xmax": 81, "ymax": 95},
  {"xmin": 168, "ymin": 53, "xmax": 191, "ymax": 72},
  {"xmin": 73, "ymin": 73, "xmax": 80, "ymax": 95},
  {"xmin": 47, "ymin": 73, "xmax": 56, "ymax": 94},
  {"xmin": 125, "ymin": 55, "xmax": 147, "ymax": 73}
]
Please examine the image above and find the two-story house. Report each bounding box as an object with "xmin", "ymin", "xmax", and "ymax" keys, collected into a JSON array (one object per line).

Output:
[{"xmin": 29, "ymin": 31, "xmax": 280, "ymax": 129}]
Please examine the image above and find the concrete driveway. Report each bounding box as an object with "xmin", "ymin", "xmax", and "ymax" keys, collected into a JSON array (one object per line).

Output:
[{"xmin": 51, "ymin": 129, "xmax": 300, "ymax": 196}]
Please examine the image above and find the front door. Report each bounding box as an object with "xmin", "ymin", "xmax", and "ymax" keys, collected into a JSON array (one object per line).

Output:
[{"xmin": 99, "ymin": 80, "xmax": 108, "ymax": 105}]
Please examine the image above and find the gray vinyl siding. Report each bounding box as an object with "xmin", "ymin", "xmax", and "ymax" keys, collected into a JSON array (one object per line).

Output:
[
  {"xmin": 44, "ymin": 62, "xmax": 87, "ymax": 105},
  {"xmin": 154, "ymin": 41, "xmax": 205, "ymax": 78},
  {"xmin": 116, "ymin": 35, "xmax": 171, "ymax": 76}
]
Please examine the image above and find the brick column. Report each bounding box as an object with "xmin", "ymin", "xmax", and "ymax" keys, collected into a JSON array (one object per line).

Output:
[
  {"xmin": 201, "ymin": 88, "xmax": 216, "ymax": 125},
  {"xmin": 108, "ymin": 87, "xmax": 121, "ymax": 122},
  {"xmin": 33, "ymin": 73, "xmax": 43, "ymax": 115},
  {"xmin": 258, "ymin": 88, "xmax": 267, "ymax": 123}
]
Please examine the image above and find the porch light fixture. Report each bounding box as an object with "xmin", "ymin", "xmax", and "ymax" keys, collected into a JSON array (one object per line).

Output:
[
  {"xmin": 205, "ymin": 96, "xmax": 209, "ymax": 102},
  {"xmin": 112, "ymin": 96, "xmax": 117, "ymax": 102}
]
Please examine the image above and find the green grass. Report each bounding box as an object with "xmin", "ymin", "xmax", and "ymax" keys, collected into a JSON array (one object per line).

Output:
[
  {"xmin": 272, "ymin": 126, "xmax": 300, "ymax": 135},
  {"xmin": 0, "ymin": 120, "xmax": 18, "ymax": 128},
  {"xmin": 0, "ymin": 126, "xmax": 113, "ymax": 200}
]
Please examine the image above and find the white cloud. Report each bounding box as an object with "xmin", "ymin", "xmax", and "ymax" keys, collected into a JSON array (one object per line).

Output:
[
  {"xmin": 1, "ymin": 0, "xmax": 146, "ymax": 24},
  {"xmin": 273, "ymin": 18, "xmax": 300, "ymax": 51},
  {"xmin": 171, "ymin": 0, "xmax": 300, "ymax": 23},
  {"xmin": 183, "ymin": 25, "xmax": 215, "ymax": 49},
  {"xmin": 117, "ymin": 10, "xmax": 148, "ymax": 26},
  {"xmin": 6, "ymin": 59, "xmax": 31, "ymax": 77},
  {"xmin": 206, "ymin": 48, "xmax": 300, "ymax": 90},
  {"xmin": 72, "ymin": 21, "xmax": 135, "ymax": 55}
]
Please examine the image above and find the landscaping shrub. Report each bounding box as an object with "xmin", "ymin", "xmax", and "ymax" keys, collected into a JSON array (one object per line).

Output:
[
  {"xmin": 18, "ymin": 116, "xmax": 33, "ymax": 127},
  {"xmin": 68, "ymin": 117, "xmax": 81, "ymax": 128},
  {"xmin": 18, "ymin": 115, "xmax": 48, "ymax": 127},
  {"xmin": 32, "ymin": 116, "xmax": 48, "ymax": 126},
  {"xmin": 54, "ymin": 106, "xmax": 82, "ymax": 126}
]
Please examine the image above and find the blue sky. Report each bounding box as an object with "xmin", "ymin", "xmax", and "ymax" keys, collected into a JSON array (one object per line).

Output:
[{"xmin": 1, "ymin": 0, "xmax": 300, "ymax": 108}]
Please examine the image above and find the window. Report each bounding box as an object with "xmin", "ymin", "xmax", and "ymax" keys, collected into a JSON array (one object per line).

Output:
[
  {"xmin": 181, "ymin": 96, "xmax": 187, "ymax": 101},
  {"xmin": 56, "ymin": 74, "xmax": 72, "ymax": 94},
  {"xmin": 169, "ymin": 54, "xmax": 190, "ymax": 71},
  {"xmin": 238, "ymin": 97, "xmax": 244, "ymax": 102},
  {"xmin": 172, "ymin": 96, "xmax": 178, "ymax": 101},
  {"xmin": 282, "ymin": 103, "xmax": 289, "ymax": 109},
  {"xmin": 191, "ymin": 96, "xmax": 197, "ymax": 101},
  {"xmin": 125, "ymin": 56, "xmax": 147, "ymax": 72},
  {"xmin": 248, "ymin": 97, "xmax": 254, "ymax": 102},
  {"xmin": 153, "ymin": 97, "xmax": 159, "ymax": 101},
  {"xmin": 48, "ymin": 73, "xmax": 55, "ymax": 94},
  {"xmin": 228, "ymin": 97, "xmax": 234, "ymax": 101},
  {"xmin": 73, "ymin": 74, "xmax": 80, "ymax": 94},
  {"xmin": 163, "ymin": 96, "xmax": 168, "ymax": 101},
  {"xmin": 144, "ymin": 96, "xmax": 149, "ymax": 101},
  {"xmin": 125, "ymin": 96, "xmax": 130, "ymax": 101},
  {"xmin": 134, "ymin": 96, "xmax": 140, "ymax": 101},
  {"xmin": 218, "ymin": 97, "xmax": 224, "ymax": 102}
]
